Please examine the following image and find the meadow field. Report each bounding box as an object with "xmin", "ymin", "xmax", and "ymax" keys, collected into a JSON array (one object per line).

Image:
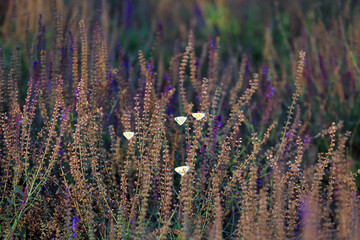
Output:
[{"xmin": 0, "ymin": 0, "xmax": 360, "ymax": 239}]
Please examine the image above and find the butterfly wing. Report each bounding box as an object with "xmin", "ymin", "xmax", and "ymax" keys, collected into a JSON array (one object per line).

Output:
[
  {"xmin": 175, "ymin": 166, "xmax": 190, "ymax": 176},
  {"xmin": 175, "ymin": 116, "xmax": 187, "ymax": 125},
  {"xmin": 123, "ymin": 131, "xmax": 134, "ymax": 140},
  {"xmin": 192, "ymin": 112, "xmax": 205, "ymax": 120}
]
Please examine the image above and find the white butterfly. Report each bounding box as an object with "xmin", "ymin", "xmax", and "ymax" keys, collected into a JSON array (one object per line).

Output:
[
  {"xmin": 174, "ymin": 116, "xmax": 187, "ymax": 125},
  {"xmin": 123, "ymin": 131, "xmax": 134, "ymax": 140},
  {"xmin": 175, "ymin": 166, "xmax": 190, "ymax": 176},
  {"xmin": 192, "ymin": 112, "xmax": 205, "ymax": 120}
]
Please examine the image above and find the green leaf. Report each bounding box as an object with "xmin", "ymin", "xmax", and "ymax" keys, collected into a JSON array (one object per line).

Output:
[
  {"xmin": 6, "ymin": 197, "xmax": 14, "ymax": 205},
  {"xmin": 0, "ymin": 216, "xmax": 14, "ymax": 221},
  {"xmin": 15, "ymin": 185, "xmax": 24, "ymax": 196}
]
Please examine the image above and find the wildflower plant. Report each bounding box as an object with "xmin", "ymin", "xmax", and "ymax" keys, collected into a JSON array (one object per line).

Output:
[{"xmin": 0, "ymin": 1, "xmax": 360, "ymax": 239}]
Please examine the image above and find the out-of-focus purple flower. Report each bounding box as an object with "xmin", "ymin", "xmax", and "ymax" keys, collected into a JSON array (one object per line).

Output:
[
  {"xmin": 21, "ymin": 186, "xmax": 28, "ymax": 205},
  {"xmin": 166, "ymin": 108, "xmax": 173, "ymax": 115},
  {"xmin": 318, "ymin": 53, "xmax": 328, "ymax": 89},
  {"xmin": 245, "ymin": 62, "xmax": 250, "ymax": 73},
  {"xmin": 125, "ymin": 0, "xmax": 132, "ymax": 29},
  {"xmin": 72, "ymin": 217, "xmax": 76, "ymax": 231},
  {"xmin": 216, "ymin": 115, "xmax": 222, "ymax": 128},
  {"xmin": 157, "ymin": 23, "xmax": 162, "ymax": 32},
  {"xmin": 304, "ymin": 135, "xmax": 311, "ymax": 143},
  {"xmin": 194, "ymin": 2, "xmax": 203, "ymax": 19},
  {"xmin": 252, "ymin": 117, "xmax": 257, "ymax": 125},
  {"xmin": 266, "ymin": 82, "xmax": 274, "ymax": 99},
  {"xmin": 263, "ymin": 66, "xmax": 270, "ymax": 81}
]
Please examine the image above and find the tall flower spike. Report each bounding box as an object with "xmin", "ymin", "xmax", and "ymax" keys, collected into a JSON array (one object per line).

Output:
[
  {"xmin": 174, "ymin": 116, "xmax": 187, "ymax": 126},
  {"xmin": 175, "ymin": 166, "xmax": 190, "ymax": 176},
  {"xmin": 123, "ymin": 131, "xmax": 134, "ymax": 140},
  {"xmin": 192, "ymin": 112, "xmax": 205, "ymax": 120}
]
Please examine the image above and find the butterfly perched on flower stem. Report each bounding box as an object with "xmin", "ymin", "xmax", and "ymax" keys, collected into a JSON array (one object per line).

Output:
[
  {"xmin": 174, "ymin": 116, "xmax": 187, "ymax": 125},
  {"xmin": 175, "ymin": 166, "xmax": 190, "ymax": 176},
  {"xmin": 123, "ymin": 131, "xmax": 134, "ymax": 140},
  {"xmin": 192, "ymin": 112, "xmax": 205, "ymax": 120}
]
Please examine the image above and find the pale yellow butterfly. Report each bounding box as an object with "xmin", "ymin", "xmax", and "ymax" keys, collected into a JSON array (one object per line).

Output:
[
  {"xmin": 123, "ymin": 131, "xmax": 134, "ymax": 140},
  {"xmin": 175, "ymin": 166, "xmax": 190, "ymax": 176},
  {"xmin": 192, "ymin": 112, "xmax": 205, "ymax": 120},
  {"xmin": 174, "ymin": 116, "xmax": 187, "ymax": 125}
]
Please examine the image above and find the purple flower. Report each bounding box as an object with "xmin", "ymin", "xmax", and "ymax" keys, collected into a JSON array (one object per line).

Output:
[
  {"xmin": 125, "ymin": 0, "xmax": 133, "ymax": 28},
  {"xmin": 266, "ymin": 86, "xmax": 274, "ymax": 99},
  {"xmin": 72, "ymin": 217, "xmax": 76, "ymax": 231},
  {"xmin": 304, "ymin": 135, "xmax": 311, "ymax": 143}
]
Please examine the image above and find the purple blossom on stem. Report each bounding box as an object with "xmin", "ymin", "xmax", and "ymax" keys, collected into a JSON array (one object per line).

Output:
[
  {"xmin": 21, "ymin": 186, "xmax": 28, "ymax": 207},
  {"xmin": 216, "ymin": 115, "xmax": 222, "ymax": 128},
  {"xmin": 72, "ymin": 217, "xmax": 76, "ymax": 231},
  {"xmin": 265, "ymin": 79, "xmax": 274, "ymax": 99},
  {"xmin": 209, "ymin": 39, "xmax": 214, "ymax": 48},
  {"xmin": 245, "ymin": 61, "xmax": 250, "ymax": 73}
]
